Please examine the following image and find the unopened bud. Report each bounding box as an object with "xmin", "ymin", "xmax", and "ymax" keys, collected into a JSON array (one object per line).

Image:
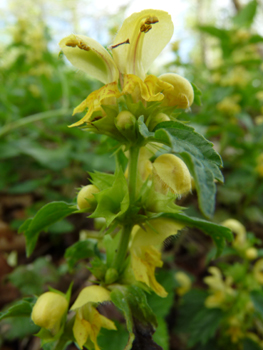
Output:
[
  {"xmin": 77, "ymin": 184, "xmax": 100, "ymax": 210},
  {"xmin": 31, "ymin": 292, "xmax": 68, "ymax": 331},
  {"xmin": 115, "ymin": 111, "xmax": 136, "ymax": 140},
  {"xmin": 159, "ymin": 73, "xmax": 194, "ymax": 109},
  {"xmin": 153, "ymin": 154, "xmax": 191, "ymax": 195},
  {"xmin": 105, "ymin": 268, "xmax": 119, "ymax": 284},
  {"xmin": 245, "ymin": 247, "xmax": 258, "ymax": 260},
  {"xmin": 148, "ymin": 113, "xmax": 170, "ymax": 131}
]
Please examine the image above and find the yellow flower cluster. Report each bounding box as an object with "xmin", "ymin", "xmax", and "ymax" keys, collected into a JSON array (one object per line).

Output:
[{"xmin": 216, "ymin": 95, "xmax": 241, "ymax": 116}]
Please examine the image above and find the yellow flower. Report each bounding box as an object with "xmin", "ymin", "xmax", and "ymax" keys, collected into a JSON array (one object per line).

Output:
[
  {"xmin": 31, "ymin": 291, "xmax": 68, "ymax": 334},
  {"xmin": 152, "ymin": 153, "xmax": 192, "ymax": 196},
  {"xmin": 256, "ymin": 153, "xmax": 263, "ymax": 177},
  {"xmin": 216, "ymin": 95, "xmax": 241, "ymax": 116},
  {"xmin": 204, "ymin": 267, "xmax": 236, "ymax": 308},
  {"xmin": 71, "ymin": 285, "xmax": 116, "ymax": 350},
  {"xmin": 175, "ymin": 271, "xmax": 192, "ymax": 295},
  {"xmin": 227, "ymin": 316, "xmax": 244, "ymax": 343},
  {"xmin": 59, "ymin": 10, "xmax": 193, "ymax": 127},
  {"xmin": 130, "ymin": 218, "xmax": 184, "ymax": 297},
  {"xmin": 253, "ymin": 259, "xmax": 263, "ymax": 284},
  {"xmin": 221, "ymin": 218, "xmax": 247, "ymax": 250}
]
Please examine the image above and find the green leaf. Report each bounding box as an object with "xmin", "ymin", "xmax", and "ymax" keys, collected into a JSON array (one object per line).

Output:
[
  {"xmin": 232, "ymin": 0, "xmax": 257, "ymax": 27},
  {"xmin": 147, "ymin": 270, "xmax": 176, "ymax": 319},
  {"xmin": 153, "ymin": 317, "xmax": 169, "ymax": 350},
  {"xmin": 250, "ymin": 290, "xmax": 263, "ymax": 320},
  {"xmin": 198, "ymin": 26, "xmax": 229, "ymax": 40},
  {"xmin": 19, "ymin": 202, "xmax": 78, "ymax": 256},
  {"xmin": 1, "ymin": 316, "xmax": 39, "ymax": 341},
  {"xmin": 89, "ymin": 171, "xmax": 115, "ymax": 190},
  {"xmin": 187, "ymin": 308, "xmax": 223, "ymax": 347},
  {"xmin": 126, "ymin": 285, "xmax": 157, "ymax": 328},
  {"xmin": 111, "ymin": 289, "xmax": 135, "ymax": 350},
  {"xmin": 64, "ymin": 239, "xmax": 97, "ymax": 270},
  {"xmin": 161, "ymin": 213, "xmax": 232, "ymax": 256},
  {"xmin": 243, "ymin": 338, "xmax": 262, "ymax": 350},
  {"xmin": 98, "ymin": 322, "xmax": 129, "ymax": 350},
  {"xmin": 192, "ymin": 83, "xmax": 202, "ymax": 106},
  {"xmin": 153, "ymin": 121, "xmax": 223, "ymax": 218},
  {"xmin": 90, "ymin": 169, "xmax": 129, "ymax": 226},
  {"xmin": 0, "ymin": 299, "xmax": 33, "ymax": 321},
  {"xmin": 8, "ymin": 257, "xmax": 60, "ymax": 295},
  {"xmin": 111, "ymin": 285, "xmax": 161, "ymax": 350}
]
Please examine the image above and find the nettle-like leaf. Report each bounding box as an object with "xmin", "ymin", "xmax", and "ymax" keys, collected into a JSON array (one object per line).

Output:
[
  {"xmin": 139, "ymin": 119, "xmax": 223, "ymax": 218},
  {"xmin": 161, "ymin": 213, "xmax": 232, "ymax": 256},
  {"xmin": 19, "ymin": 202, "xmax": 78, "ymax": 256},
  {"xmin": 90, "ymin": 169, "xmax": 129, "ymax": 226},
  {"xmin": 0, "ymin": 298, "xmax": 35, "ymax": 321},
  {"xmin": 192, "ymin": 83, "xmax": 202, "ymax": 106},
  {"xmin": 111, "ymin": 286, "xmax": 159, "ymax": 350},
  {"xmin": 232, "ymin": 0, "xmax": 257, "ymax": 28},
  {"xmin": 64, "ymin": 239, "xmax": 97, "ymax": 270},
  {"xmin": 250, "ymin": 290, "xmax": 263, "ymax": 320}
]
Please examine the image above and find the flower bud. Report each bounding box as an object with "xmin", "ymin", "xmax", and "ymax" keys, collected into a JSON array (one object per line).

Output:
[
  {"xmin": 148, "ymin": 113, "xmax": 170, "ymax": 131},
  {"xmin": 105, "ymin": 268, "xmax": 119, "ymax": 284},
  {"xmin": 153, "ymin": 154, "xmax": 191, "ymax": 195},
  {"xmin": 77, "ymin": 184, "xmax": 100, "ymax": 210},
  {"xmin": 115, "ymin": 111, "xmax": 136, "ymax": 140},
  {"xmin": 159, "ymin": 73, "xmax": 194, "ymax": 109},
  {"xmin": 245, "ymin": 247, "xmax": 258, "ymax": 260},
  {"xmin": 31, "ymin": 292, "xmax": 68, "ymax": 331},
  {"xmin": 253, "ymin": 259, "xmax": 263, "ymax": 284},
  {"xmin": 175, "ymin": 271, "xmax": 192, "ymax": 296}
]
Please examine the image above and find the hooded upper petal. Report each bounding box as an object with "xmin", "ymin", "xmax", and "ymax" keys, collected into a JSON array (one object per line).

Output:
[
  {"xmin": 112, "ymin": 9, "xmax": 174, "ymax": 80},
  {"xmin": 71, "ymin": 285, "xmax": 111, "ymax": 310},
  {"xmin": 59, "ymin": 34, "xmax": 119, "ymax": 84}
]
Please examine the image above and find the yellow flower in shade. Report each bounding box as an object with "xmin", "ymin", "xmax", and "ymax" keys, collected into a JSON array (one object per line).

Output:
[
  {"xmin": 59, "ymin": 10, "xmax": 193, "ymax": 128},
  {"xmin": 227, "ymin": 316, "xmax": 244, "ymax": 343},
  {"xmin": 216, "ymin": 95, "xmax": 241, "ymax": 116},
  {"xmin": 31, "ymin": 291, "xmax": 68, "ymax": 334},
  {"xmin": 221, "ymin": 219, "xmax": 246, "ymax": 250},
  {"xmin": 253, "ymin": 259, "xmax": 263, "ymax": 284},
  {"xmin": 256, "ymin": 153, "xmax": 263, "ymax": 177},
  {"xmin": 152, "ymin": 153, "xmax": 192, "ymax": 196},
  {"xmin": 175, "ymin": 271, "xmax": 192, "ymax": 296},
  {"xmin": 255, "ymin": 116, "xmax": 263, "ymax": 125},
  {"xmin": 130, "ymin": 218, "xmax": 184, "ymax": 297},
  {"xmin": 256, "ymin": 91, "xmax": 263, "ymax": 101},
  {"xmin": 204, "ymin": 267, "xmax": 236, "ymax": 308},
  {"xmin": 71, "ymin": 285, "xmax": 116, "ymax": 350}
]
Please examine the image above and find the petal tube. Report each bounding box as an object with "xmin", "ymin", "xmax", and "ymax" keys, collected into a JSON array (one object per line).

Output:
[
  {"xmin": 112, "ymin": 9, "xmax": 174, "ymax": 79},
  {"xmin": 59, "ymin": 34, "xmax": 119, "ymax": 84}
]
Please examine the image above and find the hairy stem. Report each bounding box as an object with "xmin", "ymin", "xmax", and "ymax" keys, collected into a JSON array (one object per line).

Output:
[
  {"xmin": 111, "ymin": 224, "xmax": 132, "ymax": 270},
  {"xmin": 128, "ymin": 146, "xmax": 140, "ymax": 203}
]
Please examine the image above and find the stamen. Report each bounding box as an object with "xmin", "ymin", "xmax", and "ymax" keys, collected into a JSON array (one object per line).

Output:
[
  {"xmin": 140, "ymin": 24, "xmax": 152, "ymax": 33},
  {"xmin": 140, "ymin": 16, "xmax": 159, "ymax": 33},
  {"xmin": 108, "ymin": 38, "xmax": 130, "ymax": 50},
  {"xmin": 66, "ymin": 39, "xmax": 90, "ymax": 51},
  {"xmin": 145, "ymin": 16, "xmax": 159, "ymax": 25}
]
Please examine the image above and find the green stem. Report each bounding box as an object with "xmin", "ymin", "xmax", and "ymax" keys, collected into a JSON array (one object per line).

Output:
[
  {"xmin": 128, "ymin": 146, "xmax": 140, "ymax": 203},
  {"xmin": 0, "ymin": 108, "xmax": 72, "ymax": 137},
  {"xmin": 111, "ymin": 224, "xmax": 132, "ymax": 270},
  {"xmin": 111, "ymin": 146, "xmax": 140, "ymax": 270}
]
